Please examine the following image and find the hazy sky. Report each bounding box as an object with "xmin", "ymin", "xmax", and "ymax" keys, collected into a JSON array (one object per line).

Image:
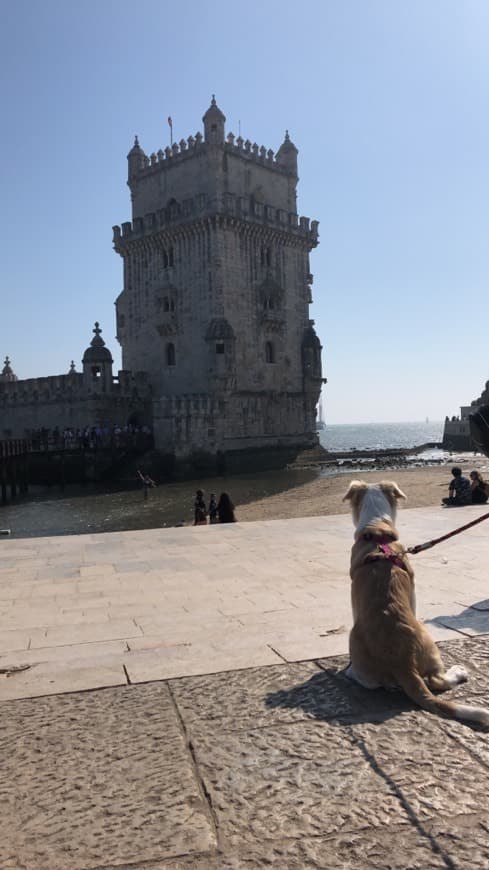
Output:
[{"xmin": 1, "ymin": 0, "xmax": 488, "ymax": 424}]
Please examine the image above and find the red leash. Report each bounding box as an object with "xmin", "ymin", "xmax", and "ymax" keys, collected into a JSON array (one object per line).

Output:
[{"xmin": 406, "ymin": 509, "xmax": 489, "ymax": 555}]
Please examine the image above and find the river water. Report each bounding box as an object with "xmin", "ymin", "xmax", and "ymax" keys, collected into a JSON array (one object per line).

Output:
[
  {"xmin": 0, "ymin": 468, "xmax": 319, "ymax": 539},
  {"xmin": 0, "ymin": 421, "xmax": 448, "ymax": 539}
]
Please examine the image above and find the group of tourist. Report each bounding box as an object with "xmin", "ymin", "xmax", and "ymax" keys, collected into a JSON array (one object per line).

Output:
[
  {"xmin": 194, "ymin": 489, "xmax": 236, "ymax": 524},
  {"xmin": 29, "ymin": 423, "xmax": 153, "ymax": 451},
  {"xmin": 442, "ymin": 467, "xmax": 489, "ymax": 507}
]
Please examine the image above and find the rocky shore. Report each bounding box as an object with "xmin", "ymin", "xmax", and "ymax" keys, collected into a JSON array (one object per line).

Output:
[{"xmin": 238, "ymin": 452, "xmax": 489, "ymax": 523}]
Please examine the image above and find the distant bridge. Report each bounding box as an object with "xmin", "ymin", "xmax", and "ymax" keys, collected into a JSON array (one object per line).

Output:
[
  {"xmin": 0, "ymin": 439, "xmax": 30, "ymax": 504},
  {"xmin": 0, "ymin": 434, "xmax": 154, "ymax": 501}
]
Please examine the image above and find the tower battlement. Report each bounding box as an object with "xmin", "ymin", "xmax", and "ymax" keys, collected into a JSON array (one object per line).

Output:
[
  {"xmin": 113, "ymin": 192, "xmax": 318, "ymax": 250},
  {"xmin": 128, "ymin": 131, "xmax": 296, "ymax": 180},
  {"xmin": 126, "ymin": 98, "xmax": 301, "ymax": 220}
]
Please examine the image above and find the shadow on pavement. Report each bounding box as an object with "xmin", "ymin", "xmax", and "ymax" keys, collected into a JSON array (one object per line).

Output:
[{"xmin": 265, "ymin": 663, "xmax": 414, "ymax": 725}]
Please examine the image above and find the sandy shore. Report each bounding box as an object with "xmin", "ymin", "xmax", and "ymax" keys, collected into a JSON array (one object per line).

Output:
[{"xmin": 238, "ymin": 461, "xmax": 489, "ymax": 523}]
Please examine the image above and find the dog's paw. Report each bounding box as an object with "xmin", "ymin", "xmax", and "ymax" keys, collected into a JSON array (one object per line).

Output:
[{"xmin": 446, "ymin": 665, "xmax": 469, "ymax": 685}]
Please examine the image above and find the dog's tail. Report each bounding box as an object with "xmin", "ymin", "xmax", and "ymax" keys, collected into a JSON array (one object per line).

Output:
[{"xmin": 398, "ymin": 671, "xmax": 489, "ymax": 727}]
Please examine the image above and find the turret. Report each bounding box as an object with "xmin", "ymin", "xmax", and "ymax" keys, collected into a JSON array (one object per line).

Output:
[
  {"xmin": 276, "ymin": 130, "xmax": 298, "ymax": 177},
  {"xmin": 0, "ymin": 355, "xmax": 18, "ymax": 383},
  {"xmin": 82, "ymin": 322, "xmax": 113, "ymax": 392},
  {"xmin": 127, "ymin": 135, "xmax": 146, "ymax": 181},
  {"xmin": 203, "ymin": 95, "xmax": 226, "ymax": 145}
]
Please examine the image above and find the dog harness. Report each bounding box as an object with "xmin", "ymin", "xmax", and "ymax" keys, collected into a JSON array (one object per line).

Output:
[{"xmin": 361, "ymin": 533, "xmax": 406, "ymax": 569}]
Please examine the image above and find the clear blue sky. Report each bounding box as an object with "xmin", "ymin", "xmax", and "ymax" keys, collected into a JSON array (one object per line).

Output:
[{"xmin": 1, "ymin": 0, "xmax": 488, "ymax": 423}]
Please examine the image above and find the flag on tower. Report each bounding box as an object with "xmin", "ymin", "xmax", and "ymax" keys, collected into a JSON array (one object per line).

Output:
[
  {"xmin": 167, "ymin": 116, "xmax": 172, "ymax": 128},
  {"xmin": 168, "ymin": 115, "xmax": 173, "ymax": 145}
]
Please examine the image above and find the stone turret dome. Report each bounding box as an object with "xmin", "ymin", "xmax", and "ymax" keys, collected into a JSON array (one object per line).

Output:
[
  {"xmin": 127, "ymin": 134, "xmax": 144, "ymax": 158},
  {"xmin": 202, "ymin": 95, "xmax": 226, "ymax": 125},
  {"xmin": 203, "ymin": 96, "xmax": 226, "ymax": 144},
  {"xmin": 0, "ymin": 355, "xmax": 18, "ymax": 382},
  {"xmin": 82, "ymin": 322, "xmax": 113, "ymax": 364},
  {"xmin": 276, "ymin": 130, "xmax": 298, "ymax": 175},
  {"xmin": 127, "ymin": 135, "xmax": 147, "ymax": 179}
]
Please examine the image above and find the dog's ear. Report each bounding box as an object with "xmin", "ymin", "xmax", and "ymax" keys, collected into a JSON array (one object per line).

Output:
[
  {"xmin": 343, "ymin": 480, "xmax": 368, "ymax": 502},
  {"xmin": 379, "ymin": 481, "xmax": 407, "ymax": 501}
]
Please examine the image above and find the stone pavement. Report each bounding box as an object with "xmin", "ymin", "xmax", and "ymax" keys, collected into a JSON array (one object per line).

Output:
[{"xmin": 1, "ymin": 506, "xmax": 489, "ymax": 867}]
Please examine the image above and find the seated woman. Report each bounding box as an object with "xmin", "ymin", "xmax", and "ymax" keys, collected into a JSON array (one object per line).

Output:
[
  {"xmin": 217, "ymin": 492, "xmax": 236, "ymax": 523},
  {"xmin": 470, "ymin": 470, "xmax": 488, "ymax": 504}
]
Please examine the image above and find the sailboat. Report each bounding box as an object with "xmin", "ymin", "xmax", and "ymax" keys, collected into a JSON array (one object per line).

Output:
[{"xmin": 316, "ymin": 398, "xmax": 325, "ymax": 430}]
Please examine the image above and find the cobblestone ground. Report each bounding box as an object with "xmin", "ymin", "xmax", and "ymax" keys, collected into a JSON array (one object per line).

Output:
[{"xmin": 1, "ymin": 637, "xmax": 489, "ymax": 869}]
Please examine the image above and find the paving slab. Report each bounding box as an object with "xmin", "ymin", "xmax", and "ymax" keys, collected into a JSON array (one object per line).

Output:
[
  {"xmin": 0, "ymin": 683, "xmax": 215, "ymax": 868},
  {"xmin": 349, "ymin": 712, "xmax": 488, "ymax": 822},
  {"xmin": 0, "ymin": 658, "xmax": 127, "ymax": 701},
  {"xmin": 191, "ymin": 719, "xmax": 411, "ymax": 846},
  {"xmin": 155, "ymin": 826, "xmax": 462, "ymax": 869},
  {"xmin": 169, "ymin": 661, "xmax": 363, "ymax": 734}
]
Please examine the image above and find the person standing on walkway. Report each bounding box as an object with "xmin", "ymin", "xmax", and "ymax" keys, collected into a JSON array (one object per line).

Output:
[
  {"xmin": 194, "ymin": 489, "xmax": 207, "ymax": 525},
  {"xmin": 208, "ymin": 493, "xmax": 218, "ymax": 524}
]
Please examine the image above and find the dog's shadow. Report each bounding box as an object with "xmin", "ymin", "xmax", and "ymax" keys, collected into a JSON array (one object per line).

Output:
[{"xmin": 264, "ymin": 659, "xmax": 414, "ymax": 726}]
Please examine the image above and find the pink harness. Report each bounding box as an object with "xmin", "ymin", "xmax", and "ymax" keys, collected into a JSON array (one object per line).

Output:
[{"xmin": 362, "ymin": 533, "xmax": 406, "ymax": 569}]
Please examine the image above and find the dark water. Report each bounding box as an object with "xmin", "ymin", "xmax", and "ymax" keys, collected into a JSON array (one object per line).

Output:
[{"xmin": 0, "ymin": 468, "xmax": 319, "ymax": 539}]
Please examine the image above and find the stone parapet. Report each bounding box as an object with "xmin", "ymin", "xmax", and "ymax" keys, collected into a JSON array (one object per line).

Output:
[
  {"xmin": 128, "ymin": 132, "xmax": 296, "ymax": 180},
  {"xmin": 113, "ymin": 193, "xmax": 318, "ymax": 249},
  {"xmin": 0, "ymin": 371, "xmax": 151, "ymax": 409}
]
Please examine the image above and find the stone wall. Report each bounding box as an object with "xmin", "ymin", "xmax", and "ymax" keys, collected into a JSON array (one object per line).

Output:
[{"xmin": 0, "ymin": 372, "xmax": 152, "ymax": 439}]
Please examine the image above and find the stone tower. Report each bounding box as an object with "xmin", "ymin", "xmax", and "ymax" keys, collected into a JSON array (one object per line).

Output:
[{"xmin": 113, "ymin": 98, "xmax": 324, "ymax": 468}]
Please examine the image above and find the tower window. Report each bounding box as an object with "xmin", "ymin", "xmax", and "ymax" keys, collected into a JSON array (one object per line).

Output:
[
  {"xmin": 163, "ymin": 248, "xmax": 174, "ymax": 269},
  {"xmin": 91, "ymin": 366, "xmax": 101, "ymax": 379},
  {"xmin": 215, "ymin": 342, "xmax": 225, "ymax": 354},
  {"xmin": 163, "ymin": 297, "xmax": 175, "ymax": 313},
  {"xmin": 265, "ymin": 342, "xmax": 275, "ymax": 364},
  {"xmin": 166, "ymin": 343, "xmax": 176, "ymax": 366}
]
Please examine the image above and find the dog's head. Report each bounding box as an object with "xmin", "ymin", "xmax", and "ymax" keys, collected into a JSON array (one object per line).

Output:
[{"xmin": 343, "ymin": 480, "xmax": 407, "ymax": 535}]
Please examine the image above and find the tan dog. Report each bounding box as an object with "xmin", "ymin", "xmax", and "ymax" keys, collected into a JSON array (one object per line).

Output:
[{"xmin": 343, "ymin": 479, "xmax": 489, "ymax": 726}]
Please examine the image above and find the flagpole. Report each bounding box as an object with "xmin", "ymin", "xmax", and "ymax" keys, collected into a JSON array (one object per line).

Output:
[{"xmin": 168, "ymin": 115, "xmax": 173, "ymax": 147}]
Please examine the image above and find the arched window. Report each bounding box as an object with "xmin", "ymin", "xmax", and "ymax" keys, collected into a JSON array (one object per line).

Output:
[
  {"xmin": 166, "ymin": 343, "xmax": 176, "ymax": 367},
  {"xmin": 265, "ymin": 341, "xmax": 275, "ymax": 364},
  {"xmin": 162, "ymin": 296, "xmax": 175, "ymax": 313}
]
